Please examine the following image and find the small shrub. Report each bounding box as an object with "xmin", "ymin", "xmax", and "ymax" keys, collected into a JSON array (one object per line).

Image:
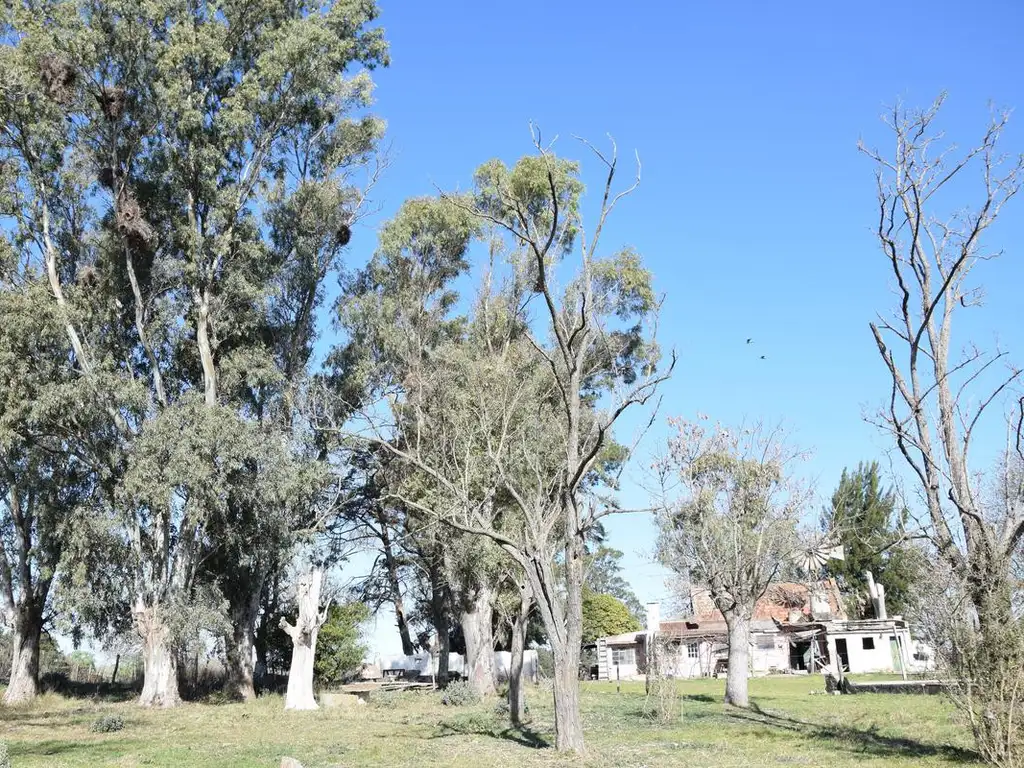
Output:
[
  {"xmin": 89, "ymin": 713, "xmax": 126, "ymax": 733},
  {"xmin": 440, "ymin": 680, "xmax": 480, "ymax": 707},
  {"xmin": 39, "ymin": 671, "xmax": 70, "ymax": 694},
  {"xmin": 368, "ymin": 688, "xmax": 403, "ymax": 709},
  {"xmin": 0, "ymin": 741, "xmax": 10, "ymax": 768},
  {"xmin": 493, "ymin": 698, "xmax": 510, "ymax": 716}
]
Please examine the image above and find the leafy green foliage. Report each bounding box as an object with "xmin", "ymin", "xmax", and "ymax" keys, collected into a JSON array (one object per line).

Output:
[
  {"xmin": 1, "ymin": 0, "xmax": 389, "ymax": 694},
  {"xmin": 440, "ymin": 680, "xmax": 481, "ymax": 707},
  {"xmin": 313, "ymin": 601, "xmax": 369, "ymax": 685},
  {"xmin": 367, "ymin": 687, "xmax": 404, "ymax": 709},
  {"xmin": 581, "ymin": 591, "xmax": 640, "ymax": 644},
  {"xmin": 585, "ymin": 545, "xmax": 645, "ymax": 623},
  {"xmin": 822, "ymin": 462, "xmax": 921, "ymax": 617},
  {"xmin": 89, "ymin": 714, "xmax": 126, "ymax": 733}
]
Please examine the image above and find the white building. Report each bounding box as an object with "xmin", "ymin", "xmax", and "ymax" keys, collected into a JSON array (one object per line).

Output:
[{"xmin": 593, "ymin": 577, "xmax": 927, "ymax": 680}]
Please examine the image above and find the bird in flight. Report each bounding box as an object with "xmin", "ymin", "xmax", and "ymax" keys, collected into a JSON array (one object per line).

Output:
[
  {"xmin": 760, "ymin": 355, "xmax": 767, "ymax": 360},
  {"xmin": 746, "ymin": 338, "xmax": 753, "ymax": 344}
]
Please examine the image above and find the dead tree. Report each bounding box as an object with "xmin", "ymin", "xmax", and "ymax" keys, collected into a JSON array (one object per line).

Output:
[
  {"xmin": 280, "ymin": 568, "xmax": 330, "ymax": 710},
  {"xmin": 861, "ymin": 94, "xmax": 1024, "ymax": 766}
]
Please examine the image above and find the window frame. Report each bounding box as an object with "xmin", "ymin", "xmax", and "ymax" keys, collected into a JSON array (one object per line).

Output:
[{"xmin": 611, "ymin": 645, "xmax": 636, "ymax": 666}]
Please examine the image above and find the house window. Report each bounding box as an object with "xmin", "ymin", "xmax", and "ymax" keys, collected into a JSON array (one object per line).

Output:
[
  {"xmin": 687, "ymin": 642, "xmax": 699, "ymax": 659},
  {"xmin": 862, "ymin": 637, "xmax": 875, "ymax": 650},
  {"xmin": 611, "ymin": 646, "xmax": 635, "ymax": 666}
]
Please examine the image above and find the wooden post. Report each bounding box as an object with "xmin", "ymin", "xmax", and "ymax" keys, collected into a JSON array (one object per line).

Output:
[{"xmin": 615, "ymin": 663, "xmax": 620, "ymax": 694}]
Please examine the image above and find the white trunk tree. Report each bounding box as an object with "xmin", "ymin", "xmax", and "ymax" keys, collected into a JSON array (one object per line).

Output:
[
  {"xmin": 281, "ymin": 568, "xmax": 330, "ymax": 711},
  {"xmin": 655, "ymin": 419, "xmax": 806, "ymax": 708}
]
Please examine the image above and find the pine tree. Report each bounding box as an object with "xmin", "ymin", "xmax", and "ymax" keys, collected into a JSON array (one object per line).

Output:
[{"xmin": 822, "ymin": 462, "xmax": 921, "ymax": 617}]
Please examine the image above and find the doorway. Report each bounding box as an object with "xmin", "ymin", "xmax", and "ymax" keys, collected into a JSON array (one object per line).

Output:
[{"xmin": 835, "ymin": 638, "xmax": 850, "ymax": 672}]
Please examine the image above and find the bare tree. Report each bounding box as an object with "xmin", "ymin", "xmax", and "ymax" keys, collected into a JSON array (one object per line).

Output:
[
  {"xmin": 654, "ymin": 418, "xmax": 807, "ymax": 708},
  {"xmin": 280, "ymin": 567, "xmax": 330, "ymax": 710},
  {"xmin": 861, "ymin": 94, "xmax": 1024, "ymax": 766}
]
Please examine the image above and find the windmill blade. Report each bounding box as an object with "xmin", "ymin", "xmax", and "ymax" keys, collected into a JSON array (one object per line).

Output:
[{"xmin": 827, "ymin": 544, "xmax": 845, "ymax": 561}]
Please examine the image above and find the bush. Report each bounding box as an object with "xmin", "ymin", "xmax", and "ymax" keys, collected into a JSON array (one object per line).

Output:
[
  {"xmin": 89, "ymin": 713, "xmax": 126, "ymax": 733},
  {"xmin": 39, "ymin": 671, "xmax": 70, "ymax": 694},
  {"xmin": 367, "ymin": 688, "xmax": 403, "ymax": 709},
  {"xmin": 0, "ymin": 741, "xmax": 9, "ymax": 768},
  {"xmin": 440, "ymin": 680, "xmax": 480, "ymax": 707}
]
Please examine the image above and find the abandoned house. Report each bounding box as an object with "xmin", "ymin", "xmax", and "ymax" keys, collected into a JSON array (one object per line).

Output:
[{"xmin": 592, "ymin": 574, "xmax": 926, "ymax": 681}]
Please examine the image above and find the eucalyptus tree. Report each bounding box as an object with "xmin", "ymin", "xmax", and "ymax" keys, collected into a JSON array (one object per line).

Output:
[
  {"xmin": 351, "ymin": 141, "xmax": 672, "ymax": 751},
  {"xmin": 0, "ymin": 283, "xmax": 103, "ymax": 703},
  {"xmin": 655, "ymin": 419, "xmax": 806, "ymax": 708},
  {"xmin": 1, "ymin": 0, "xmax": 387, "ymax": 705}
]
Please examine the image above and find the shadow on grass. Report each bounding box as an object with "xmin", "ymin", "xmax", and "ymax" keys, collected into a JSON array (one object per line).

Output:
[
  {"xmin": 434, "ymin": 715, "xmax": 551, "ymax": 749},
  {"xmin": 726, "ymin": 702, "xmax": 978, "ymax": 764},
  {"xmin": 41, "ymin": 680, "xmax": 140, "ymax": 703},
  {"xmin": 0, "ymin": 706, "xmax": 109, "ymax": 724},
  {"xmin": 9, "ymin": 738, "xmax": 130, "ymax": 761}
]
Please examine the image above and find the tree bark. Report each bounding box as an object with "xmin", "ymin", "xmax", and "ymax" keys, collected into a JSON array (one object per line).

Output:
[
  {"xmin": 551, "ymin": 643, "xmax": 584, "ymax": 751},
  {"xmin": 428, "ymin": 561, "xmax": 451, "ymax": 686},
  {"xmin": 460, "ymin": 585, "xmax": 497, "ymax": 697},
  {"xmin": 723, "ymin": 611, "xmax": 751, "ymax": 708},
  {"xmin": 381, "ymin": 528, "xmax": 415, "ymax": 656},
  {"xmin": 281, "ymin": 567, "xmax": 328, "ymax": 710},
  {"xmin": 224, "ymin": 579, "xmax": 263, "ymax": 702},
  {"xmin": 110, "ymin": 654, "xmax": 121, "ymax": 685},
  {"xmin": 136, "ymin": 604, "xmax": 181, "ymax": 707},
  {"xmin": 508, "ymin": 583, "xmax": 531, "ymax": 725},
  {"xmin": 529, "ymin": 514, "xmax": 586, "ymax": 751},
  {"xmin": 3, "ymin": 607, "xmax": 42, "ymax": 704}
]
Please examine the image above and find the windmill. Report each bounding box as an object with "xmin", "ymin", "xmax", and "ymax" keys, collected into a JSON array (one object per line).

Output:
[{"xmin": 791, "ymin": 537, "xmax": 845, "ymax": 576}]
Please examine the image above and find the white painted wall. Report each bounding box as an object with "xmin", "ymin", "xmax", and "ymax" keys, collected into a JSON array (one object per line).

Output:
[
  {"xmin": 827, "ymin": 630, "xmax": 909, "ymax": 674},
  {"xmin": 750, "ymin": 633, "xmax": 791, "ymax": 674},
  {"xmin": 602, "ymin": 643, "xmax": 641, "ymax": 679},
  {"xmin": 373, "ymin": 650, "xmax": 538, "ymax": 682}
]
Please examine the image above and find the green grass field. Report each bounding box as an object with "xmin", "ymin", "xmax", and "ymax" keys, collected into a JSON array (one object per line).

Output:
[{"xmin": 0, "ymin": 677, "xmax": 979, "ymax": 767}]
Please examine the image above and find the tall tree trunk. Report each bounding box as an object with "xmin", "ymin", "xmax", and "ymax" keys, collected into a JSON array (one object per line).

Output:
[
  {"xmin": 223, "ymin": 589, "xmax": 260, "ymax": 704},
  {"xmin": 381, "ymin": 530, "xmax": 415, "ymax": 656},
  {"xmin": 437, "ymin": 621, "xmax": 451, "ymax": 687},
  {"xmin": 281, "ymin": 567, "xmax": 327, "ymax": 710},
  {"xmin": 3, "ymin": 604, "xmax": 42, "ymax": 704},
  {"xmin": 529, "ymin": 515, "xmax": 586, "ymax": 751},
  {"xmin": 254, "ymin": 567, "xmax": 280, "ymax": 682},
  {"xmin": 723, "ymin": 611, "xmax": 750, "ymax": 708},
  {"xmin": 136, "ymin": 603, "xmax": 181, "ymax": 707},
  {"xmin": 110, "ymin": 654, "xmax": 121, "ymax": 685},
  {"xmin": 429, "ymin": 562, "xmax": 451, "ymax": 686},
  {"xmin": 508, "ymin": 583, "xmax": 531, "ymax": 725},
  {"xmin": 551, "ymin": 641, "xmax": 584, "ymax": 751},
  {"xmin": 224, "ymin": 575, "xmax": 264, "ymax": 702},
  {"xmin": 460, "ymin": 585, "xmax": 496, "ymax": 697}
]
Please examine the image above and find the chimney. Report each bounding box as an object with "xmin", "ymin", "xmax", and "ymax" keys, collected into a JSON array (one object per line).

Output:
[
  {"xmin": 646, "ymin": 602, "xmax": 661, "ymax": 635},
  {"xmin": 865, "ymin": 571, "xmax": 887, "ymax": 620}
]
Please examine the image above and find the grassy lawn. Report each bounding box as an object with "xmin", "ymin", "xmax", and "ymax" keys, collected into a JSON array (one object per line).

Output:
[{"xmin": 0, "ymin": 676, "xmax": 979, "ymax": 767}]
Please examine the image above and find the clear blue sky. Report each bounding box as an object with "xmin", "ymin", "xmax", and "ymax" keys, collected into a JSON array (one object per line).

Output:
[{"xmin": 340, "ymin": 0, "xmax": 1024, "ymax": 655}]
